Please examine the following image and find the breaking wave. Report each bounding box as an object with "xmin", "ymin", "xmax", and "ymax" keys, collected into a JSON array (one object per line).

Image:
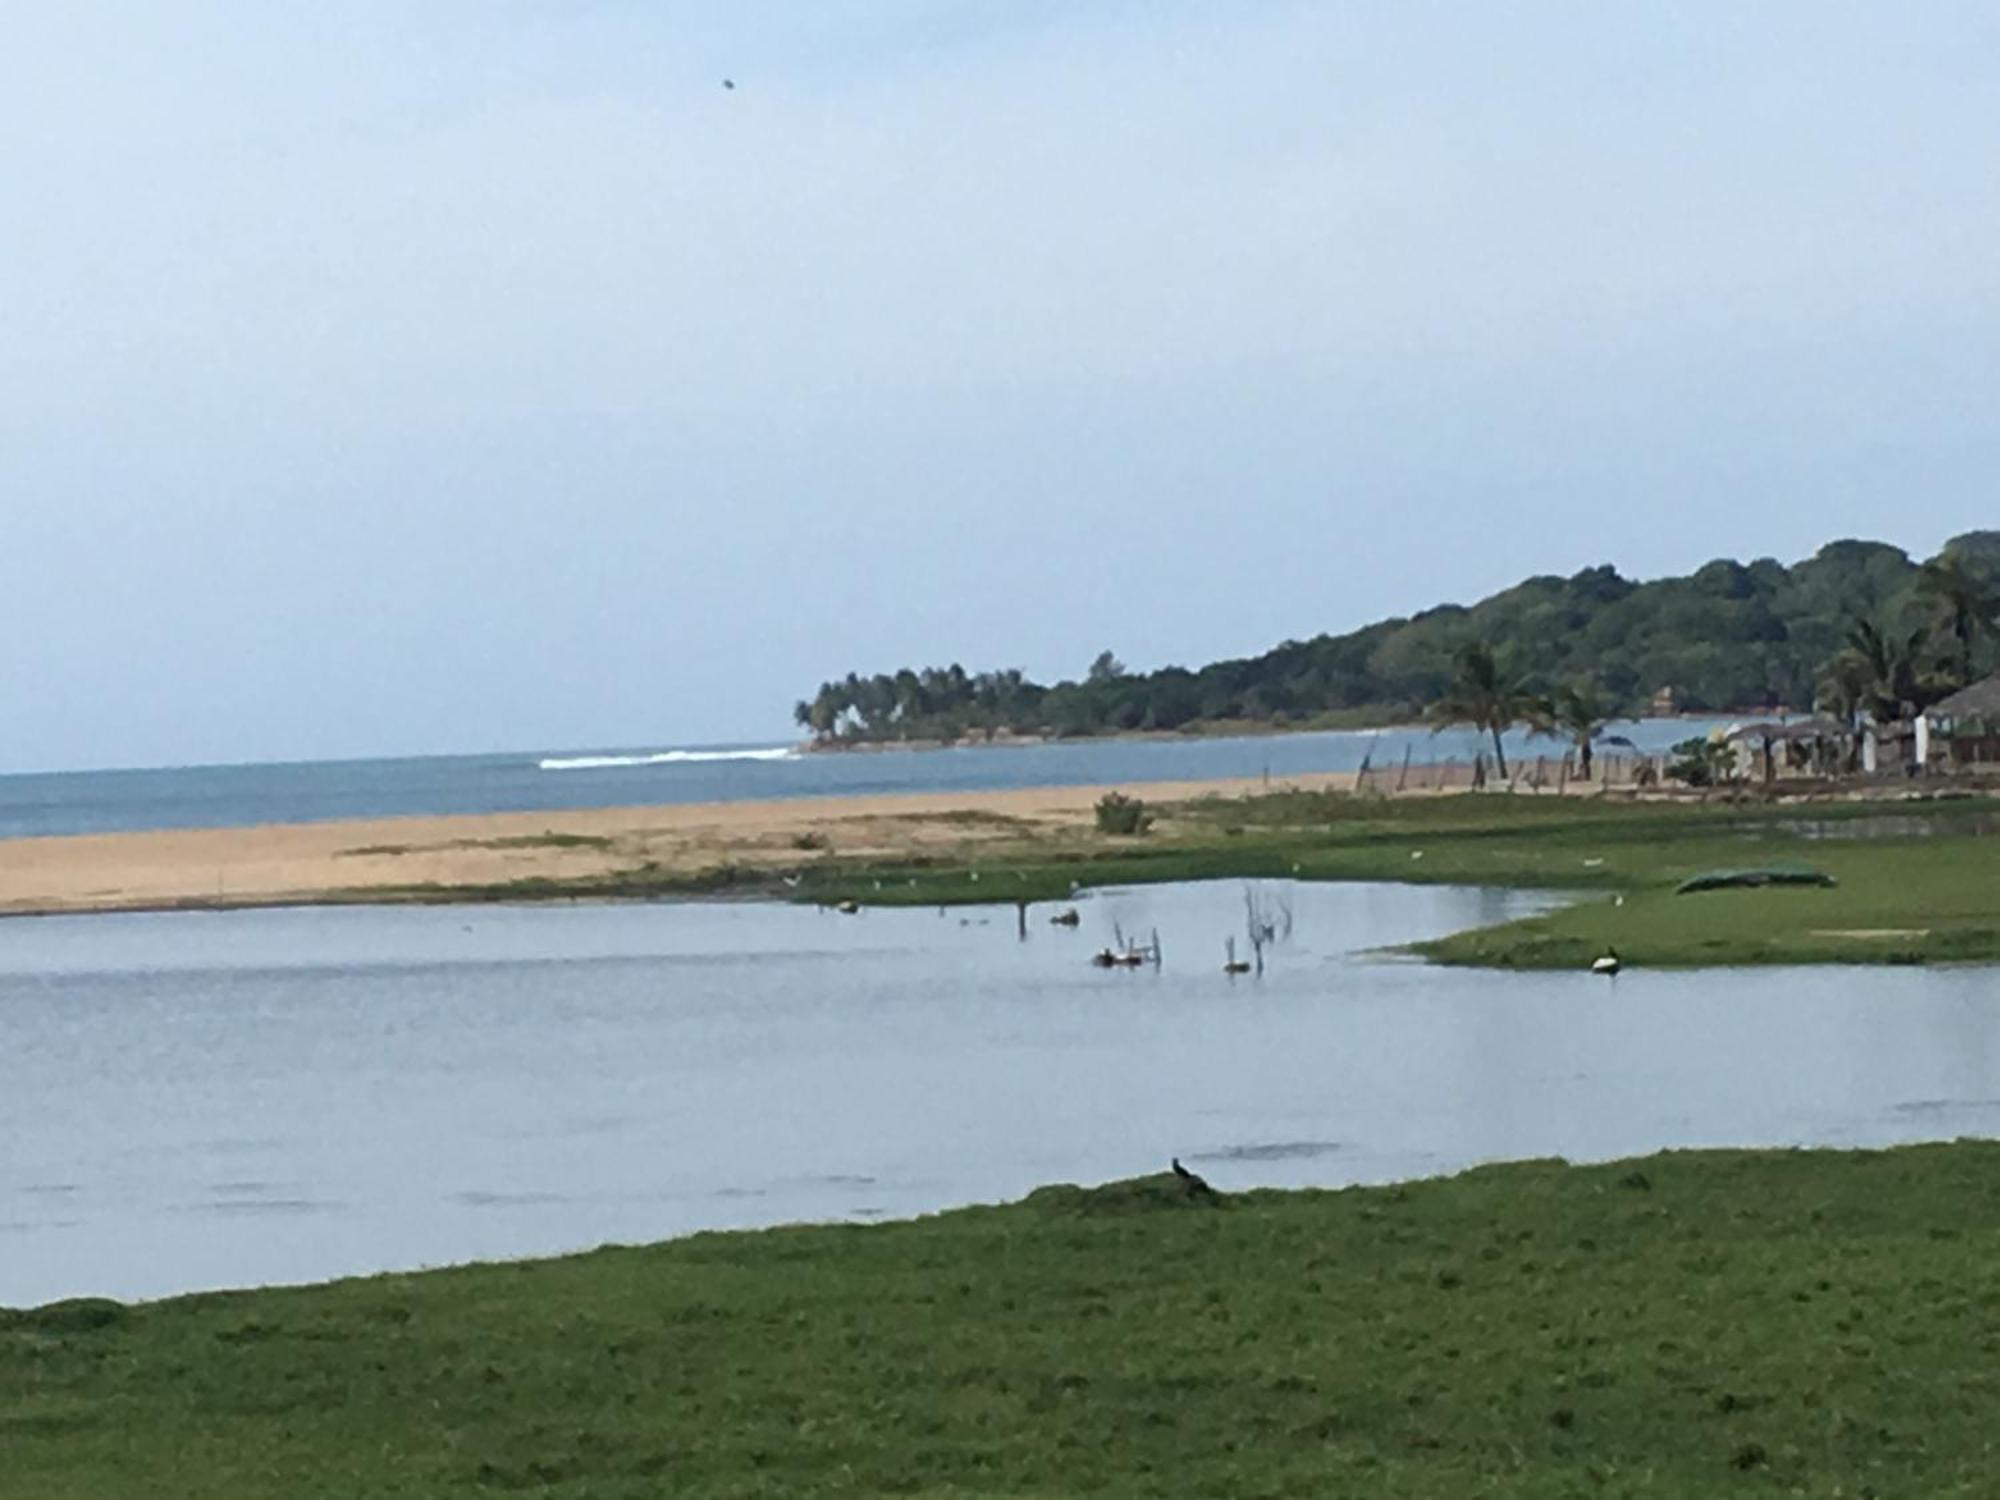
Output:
[{"xmin": 539, "ymin": 747, "xmax": 798, "ymax": 772}]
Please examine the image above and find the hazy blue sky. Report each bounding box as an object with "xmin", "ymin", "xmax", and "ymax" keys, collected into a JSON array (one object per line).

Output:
[{"xmin": 5, "ymin": 2, "xmax": 1998, "ymax": 771}]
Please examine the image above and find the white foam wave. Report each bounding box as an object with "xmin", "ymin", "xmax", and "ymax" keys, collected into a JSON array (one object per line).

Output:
[{"xmin": 538, "ymin": 747, "xmax": 798, "ymax": 772}]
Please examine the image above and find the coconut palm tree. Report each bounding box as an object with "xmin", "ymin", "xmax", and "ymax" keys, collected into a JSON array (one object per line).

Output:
[
  {"xmin": 1815, "ymin": 650, "xmax": 1871, "ymax": 772},
  {"xmin": 1535, "ymin": 681, "xmax": 1618, "ymax": 780},
  {"xmin": 1428, "ymin": 642, "xmax": 1541, "ymax": 777},
  {"xmin": 1843, "ymin": 616, "xmax": 1929, "ymax": 723},
  {"xmin": 1916, "ymin": 553, "xmax": 1999, "ymax": 688}
]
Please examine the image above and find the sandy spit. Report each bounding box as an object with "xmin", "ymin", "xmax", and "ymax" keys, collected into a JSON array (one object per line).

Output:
[{"xmin": 0, "ymin": 773, "xmax": 1356, "ymax": 918}]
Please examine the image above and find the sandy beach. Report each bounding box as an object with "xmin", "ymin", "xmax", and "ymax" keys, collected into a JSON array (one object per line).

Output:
[{"xmin": 0, "ymin": 772, "xmax": 1358, "ymax": 918}]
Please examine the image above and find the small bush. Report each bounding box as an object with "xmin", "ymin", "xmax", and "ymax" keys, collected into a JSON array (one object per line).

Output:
[
  {"xmin": 1094, "ymin": 792, "xmax": 1153, "ymax": 836},
  {"xmin": 789, "ymin": 831, "xmax": 831, "ymax": 852}
]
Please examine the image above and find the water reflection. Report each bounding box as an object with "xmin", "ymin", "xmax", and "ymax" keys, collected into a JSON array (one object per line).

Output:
[{"xmin": 0, "ymin": 885, "xmax": 1994, "ymax": 1305}]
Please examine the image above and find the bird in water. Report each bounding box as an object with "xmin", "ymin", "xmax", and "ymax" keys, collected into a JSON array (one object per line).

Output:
[
  {"xmin": 722, "ymin": 78, "xmax": 736, "ymax": 90},
  {"xmin": 1591, "ymin": 947, "xmax": 1621, "ymax": 976}
]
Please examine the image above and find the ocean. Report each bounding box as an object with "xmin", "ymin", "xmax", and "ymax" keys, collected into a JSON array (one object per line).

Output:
[{"xmin": 0, "ymin": 718, "xmax": 1726, "ymax": 841}]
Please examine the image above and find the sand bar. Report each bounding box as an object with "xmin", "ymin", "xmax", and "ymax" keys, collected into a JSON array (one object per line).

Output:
[{"xmin": 0, "ymin": 772, "xmax": 1357, "ymax": 918}]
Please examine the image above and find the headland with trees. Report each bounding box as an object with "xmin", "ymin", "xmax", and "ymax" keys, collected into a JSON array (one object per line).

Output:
[{"xmin": 794, "ymin": 533, "xmax": 2000, "ymax": 749}]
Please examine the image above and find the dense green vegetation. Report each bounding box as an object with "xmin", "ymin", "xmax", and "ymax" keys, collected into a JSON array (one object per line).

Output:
[
  {"xmin": 10, "ymin": 1143, "xmax": 2000, "ymax": 1497},
  {"xmin": 796, "ymin": 532, "xmax": 2000, "ymax": 743}
]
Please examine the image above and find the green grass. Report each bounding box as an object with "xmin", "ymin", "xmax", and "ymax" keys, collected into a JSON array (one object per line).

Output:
[
  {"xmin": 339, "ymin": 832, "xmax": 615, "ymax": 859},
  {"xmin": 460, "ymin": 832, "xmax": 617, "ymax": 852},
  {"xmin": 1404, "ymin": 817, "xmax": 2000, "ymax": 969},
  {"xmin": 9, "ymin": 1144, "xmax": 2000, "ymax": 1497}
]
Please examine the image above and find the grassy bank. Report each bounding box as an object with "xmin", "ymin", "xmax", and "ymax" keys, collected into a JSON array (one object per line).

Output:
[
  {"xmin": 796, "ymin": 791, "xmax": 2000, "ymax": 969},
  {"xmin": 356, "ymin": 790, "xmax": 2000, "ymax": 969},
  {"xmin": 1412, "ymin": 833, "xmax": 2000, "ymax": 968},
  {"xmin": 8, "ymin": 1143, "xmax": 2000, "ymax": 1497}
]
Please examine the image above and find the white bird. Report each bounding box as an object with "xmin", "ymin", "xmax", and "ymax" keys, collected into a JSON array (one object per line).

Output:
[{"xmin": 1591, "ymin": 948, "xmax": 1622, "ymax": 976}]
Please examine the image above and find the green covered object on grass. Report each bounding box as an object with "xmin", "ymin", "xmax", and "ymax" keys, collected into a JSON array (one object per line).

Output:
[{"xmin": 1674, "ymin": 864, "xmax": 1838, "ymax": 895}]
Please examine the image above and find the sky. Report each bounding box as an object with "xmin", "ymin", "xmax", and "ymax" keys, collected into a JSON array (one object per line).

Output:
[{"xmin": 4, "ymin": 2, "xmax": 1999, "ymax": 771}]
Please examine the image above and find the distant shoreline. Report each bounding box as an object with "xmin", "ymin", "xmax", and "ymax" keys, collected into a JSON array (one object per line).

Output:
[
  {"xmin": 793, "ymin": 716, "xmax": 1411, "ymax": 754},
  {"xmin": 795, "ymin": 709, "xmax": 1754, "ymax": 755}
]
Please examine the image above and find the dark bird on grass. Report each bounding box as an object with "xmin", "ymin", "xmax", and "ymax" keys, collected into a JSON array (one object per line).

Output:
[{"xmin": 1171, "ymin": 1157, "xmax": 1218, "ymax": 1199}]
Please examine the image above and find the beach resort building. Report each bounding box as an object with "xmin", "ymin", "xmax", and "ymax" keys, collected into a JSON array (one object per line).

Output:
[
  {"xmin": 1725, "ymin": 718, "xmax": 1853, "ymax": 782},
  {"xmin": 1920, "ymin": 673, "xmax": 2000, "ymax": 770}
]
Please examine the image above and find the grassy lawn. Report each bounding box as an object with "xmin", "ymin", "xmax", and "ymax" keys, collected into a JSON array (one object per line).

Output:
[
  {"xmin": 8, "ymin": 1144, "xmax": 2000, "ymax": 1497},
  {"xmin": 1413, "ymin": 833, "xmax": 2000, "ymax": 967}
]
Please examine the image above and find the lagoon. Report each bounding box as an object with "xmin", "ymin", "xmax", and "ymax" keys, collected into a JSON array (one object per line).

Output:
[{"xmin": 2, "ymin": 881, "xmax": 1995, "ymax": 1307}]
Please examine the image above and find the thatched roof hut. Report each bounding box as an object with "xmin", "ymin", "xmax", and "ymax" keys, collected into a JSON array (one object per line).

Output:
[
  {"xmin": 1722, "ymin": 716, "xmax": 1853, "ymax": 780},
  {"xmin": 1723, "ymin": 716, "xmax": 1849, "ymax": 745},
  {"xmin": 1927, "ymin": 673, "xmax": 2000, "ymax": 729}
]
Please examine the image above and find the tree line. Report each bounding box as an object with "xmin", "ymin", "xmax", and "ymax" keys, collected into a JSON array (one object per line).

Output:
[{"xmin": 795, "ymin": 534, "xmax": 2000, "ymax": 748}]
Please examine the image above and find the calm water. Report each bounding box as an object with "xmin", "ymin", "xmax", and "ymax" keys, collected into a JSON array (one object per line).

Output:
[
  {"xmin": 0, "ymin": 718, "xmax": 1724, "ymax": 839},
  {"xmin": 3, "ymin": 883, "xmax": 1996, "ymax": 1307}
]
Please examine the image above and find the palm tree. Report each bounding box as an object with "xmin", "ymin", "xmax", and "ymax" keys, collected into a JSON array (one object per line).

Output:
[
  {"xmin": 1535, "ymin": 681, "xmax": 1617, "ymax": 780},
  {"xmin": 1843, "ymin": 616, "xmax": 1928, "ymax": 722},
  {"xmin": 1428, "ymin": 642, "xmax": 1541, "ymax": 777},
  {"xmin": 1916, "ymin": 553, "xmax": 1998, "ymax": 688},
  {"xmin": 1815, "ymin": 650, "xmax": 1871, "ymax": 772}
]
